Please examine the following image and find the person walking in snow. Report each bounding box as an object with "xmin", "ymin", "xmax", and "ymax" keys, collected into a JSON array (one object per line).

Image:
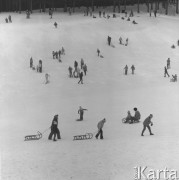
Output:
[
  {"xmin": 125, "ymin": 38, "xmax": 128, "ymax": 46},
  {"xmin": 99, "ymin": 11, "xmax": 101, "ymax": 17},
  {"xmin": 107, "ymin": 36, "xmax": 111, "ymax": 46},
  {"xmin": 61, "ymin": 47, "xmax": 65, "ymax": 55},
  {"xmin": 54, "ymin": 22, "xmax": 57, "ymax": 28},
  {"xmin": 131, "ymin": 65, "xmax": 135, "ymax": 74},
  {"xmin": 141, "ymin": 114, "xmax": 154, "ymax": 136},
  {"xmin": 124, "ymin": 65, "xmax": 128, "ymax": 75},
  {"xmin": 45, "ymin": 73, "xmax": 50, "ymax": 84},
  {"xmin": 97, "ymin": 49, "xmax": 100, "ymax": 56},
  {"xmin": 154, "ymin": 9, "xmax": 157, "ymax": 18},
  {"xmin": 81, "ymin": 58, "xmax": 84, "ymax": 69},
  {"xmin": 5, "ymin": 18, "xmax": 8, "ymax": 23},
  {"xmin": 130, "ymin": 107, "xmax": 141, "ymax": 124},
  {"xmin": 8, "ymin": 15, "xmax": 12, "ymax": 23},
  {"xmin": 164, "ymin": 66, "xmax": 170, "ymax": 77},
  {"xmin": 119, "ymin": 37, "xmax": 123, "ymax": 45},
  {"xmin": 48, "ymin": 114, "xmax": 61, "ymax": 141},
  {"xmin": 95, "ymin": 118, "xmax": 106, "ymax": 139},
  {"xmin": 30, "ymin": 57, "xmax": 33, "ymax": 68},
  {"xmin": 74, "ymin": 61, "xmax": 78, "ymax": 71},
  {"xmin": 38, "ymin": 60, "xmax": 42, "ymax": 73},
  {"xmin": 78, "ymin": 71, "xmax": 83, "ymax": 84},
  {"xmin": 167, "ymin": 58, "xmax": 170, "ymax": 69},
  {"xmin": 68, "ymin": 66, "xmax": 73, "ymax": 78},
  {"xmin": 83, "ymin": 64, "xmax": 87, "ymax": 76},
  {"xmin": 78, "ymin": 106, "xmax": 87, "ymax": 121}
]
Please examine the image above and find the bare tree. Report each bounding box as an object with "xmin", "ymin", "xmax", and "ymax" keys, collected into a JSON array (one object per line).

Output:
[
  {"xmin": 73, "ymin": 0, "xmax": 75, "ymax": 12},
  {"xmin": 64, "ymin": 0, "xmax": 67, "ymax": 12},
  {"xmin": 118, "ymin": 0, "xmax": 121, "ymax": 13},
  {"xmin": 176, "ymin": 0, "xmax": 179, "ymax": 14},
  {"xmin": 165, "ymin": 0, "xmax": 168, "ymax": 15},
  {"xmin": 91, "ymin": 0, "xmax": 94, "ymax": 11},
  {"xmin": 124, "ymin": 0, "xmax": 126, "ymax": 10},
  {"xmin": 19, "ymin": 0, "xmax": 21, "ymax": 13},
  {"xmin": 137, "ymin": 0, "xmax": 140, "ymax": 13},
  {"xmin": 113, "ymin": 0, "xmax": 116, "ymax": 12}
]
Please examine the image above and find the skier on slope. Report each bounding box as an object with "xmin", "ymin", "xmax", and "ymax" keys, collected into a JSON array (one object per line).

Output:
[
  {"xmin": 141, "ymin": 114, "xmax": 154, "ymax": 136},
  {"xmin": 78, "ymin": 106, "xmax": 87, "ymax": 121}
]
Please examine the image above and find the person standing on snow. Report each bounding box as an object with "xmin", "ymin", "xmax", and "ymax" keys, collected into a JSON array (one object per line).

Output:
[
  {"xmin": 131, "ymin": 65, "xmax": 135, "ymax": 74},
  {"xmin": 78, "ymin": 106, "xmax": 87, "ymax": 121},
  {"xmin": 95, "ymin": 118, "xmax": 106, "ymax": 139},
  {"xmin": 80, "ymin": 58, "xmax": 84, "ymax": 69},
  {"xmin": 107, "ymin": 36, "xmax": 111, "ymax": 46},
  {"xmin": 48, "ymin": 114, "xmax": 61, "ymax": 141},
  {"xmin": 124, "ymin": 65, "xmax": 128, "ymax": 75},
  {"xmin": 68, "ymin": 66, "xmax": 73, "ymax": 78},
  {"xmin": 83, "ymin": 64, "xmax": 87, "ymax": 76},
  {"xmin": 30, "ymin": 57, "xmax": 33, "ymax": 68},
  {"xmin": 167, "ymin": 58, "xmax": 170, "ymax": 69},
  {"xmin": 78, "ymin": 72, "xmax": 84, "ymax": 84},
  {"xmin": 141, "ymin": 114, "xmax": 154, "ymax": 136}
]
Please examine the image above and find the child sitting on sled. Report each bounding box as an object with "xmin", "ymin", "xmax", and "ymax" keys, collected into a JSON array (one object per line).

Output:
[{"xmin": 122, "ymin": 111, "xmax": 132, "ymax": 123}]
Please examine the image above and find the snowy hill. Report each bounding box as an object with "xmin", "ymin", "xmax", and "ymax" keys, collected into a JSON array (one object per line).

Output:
[{"xmin": 0, "ymin": 10, "xmax": 179, "ymax": 180}]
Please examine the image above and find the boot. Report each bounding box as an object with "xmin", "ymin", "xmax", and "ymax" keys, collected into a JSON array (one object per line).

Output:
[{"xmin": 150, "ymin": 133, "xmax": 154, "ymax": 135}]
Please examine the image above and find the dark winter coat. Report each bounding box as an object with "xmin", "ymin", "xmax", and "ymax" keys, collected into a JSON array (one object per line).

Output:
[
  {"xmin": 134, "ymin": 110, "xmax": 141, "ymax": 120},
  {"xmin": 97, "ymin": 119, "xmax": 106, "ymax": 130},
  {"xmin": 51, "ymin": 116, "xmax": 58, "ymax": 132},
  {"xmin": 143, "ymin": 116, "xmax": 152, "ymax": 126}
]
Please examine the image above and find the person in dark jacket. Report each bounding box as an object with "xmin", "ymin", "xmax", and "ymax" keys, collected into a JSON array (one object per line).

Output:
[
  {"xmin": 83, "ymin": 64, "xmax": 87, "ymax": 76},
  {"xmin": 30, "ymin": 57, "xmax": 33, "ymax": 68},
  {"xmin": 78, "ymin": 106, "xmax": 87, "ymax": 121},
  {"xmin": 131, "ymin": 65, "xmax": 135, "ymax": 74},
  {"xmin": 107, "ymin": 36, "xmax": 111, "ymax": 46},
  {"xmin": 95, "ymin": 118, "xmax": 106, "ymax": 139},
  {"xmin": 48, "ymin": 114, "xmax": 61, "ymax": 141},
  {"xmin": 164, "ymin": 66, "xmax": 170, "ymax": 77},
  {"xmin": 38, "ymin": 60, "xmax": 42, "ymax": 73},
  {"xmin": 124, "ymin": 65, "xmax": 128, "ymax": 75},
  {"xmin": 54, "ymin": 22, "xmax": 57, "ymax": 28},
  {"xmin": 78, "ymin": 72, "xmax": 83, "ymax": 84},
  {"xmin": 130, "ymin": 107, "xmax": 141, "ymax": 123},
  {"xmin": 141, "ymin": 114, "xmax": 154, "ymax": 136}
]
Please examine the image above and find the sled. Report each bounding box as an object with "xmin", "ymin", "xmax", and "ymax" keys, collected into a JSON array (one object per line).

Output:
[
  {"xmin": 73, "ymin": 133, "xmax": 93, "ymax": 140},
  {"xmin": 122, "ymin": 118, "xmax": 140, "ymax": 124},
  {"xmin": 24, "ymin": 131, "xmax": 42, "ymax": 141}
]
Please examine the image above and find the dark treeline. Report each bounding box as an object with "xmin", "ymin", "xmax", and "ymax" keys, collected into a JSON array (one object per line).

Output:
[{"xmin": 0, "ymin": 0, "xmax": 178, "ymax": 14}]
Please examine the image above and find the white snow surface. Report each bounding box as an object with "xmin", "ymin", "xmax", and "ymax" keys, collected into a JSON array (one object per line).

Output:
[{"xmin": 0, "ymin": 10, "xmax": 179, "ymax": 180}]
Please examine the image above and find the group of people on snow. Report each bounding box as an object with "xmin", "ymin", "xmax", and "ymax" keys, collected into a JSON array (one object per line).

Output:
[
  {"xmin": 5, "ymin": 15, "xmax": 12, "ymax": 23},
  {"xmin": 124, "ymin": 65, "xmax": 135, "ymax": 75},
  {"xmin": 68, "ymin": 59, "xmax": 87, "ymax": 84},
  {"xmin": 30, "ymin": 57, "xmax": 43, "ymax": 73},
  {"xmin": 164, "ymin": 58, "xmax": 177, "ymax": 82}
]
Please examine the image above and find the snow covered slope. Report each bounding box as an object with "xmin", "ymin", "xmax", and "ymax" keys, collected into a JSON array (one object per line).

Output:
[{"xmin": 0, "ymin": 10, "xmax": 179, "ymax": 180}]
